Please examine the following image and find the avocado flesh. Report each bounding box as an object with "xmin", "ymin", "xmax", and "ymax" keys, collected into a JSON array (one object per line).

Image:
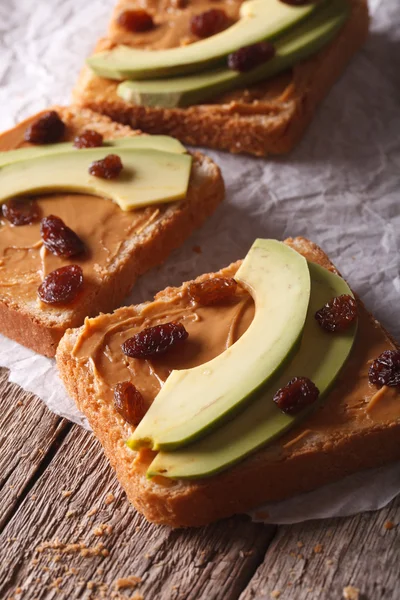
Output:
[
  {"xmin": 0, "ymin": 148, "xmax": 192, "ymax": 211},
  {"xmin": 147, "ymin": 263, "xmax": 357, "ymax": 479},
  {"xmin": 128, "ymin": 239, "xmax": 311, "ymax": 452},
  {"xmin": 117, "ymin": 0, "xmax": 348, "ymax": 109},
  {"xmin": 0, "ymin": 135, "xmax": 186, "ymax": 168},
  {"xmin": 87, "ymin": 0, "xmax": 317, "ymax": 80}
]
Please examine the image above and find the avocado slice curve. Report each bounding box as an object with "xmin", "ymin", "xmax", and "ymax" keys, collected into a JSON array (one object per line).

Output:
[
  {"xmin": 0, "ymin": 148, "xmax": 192, "ymax": 211},
  {"xmin": 117, "ymin": 0, "xmax": 349, "ymax": 109},
  {"xmin": 0, "ymin": 135, "xmax": 186, "ymax": 168},
  {"xmin": 128, "ymin": 239, "xmax": 311, "ymax": 452},
  {"xmin": 87, "ymin": 0, "xmax": 317, "ymax": 80},
  {"xmin": 147, "ymin": 262, "xmax": 357, "ymax": 480}
]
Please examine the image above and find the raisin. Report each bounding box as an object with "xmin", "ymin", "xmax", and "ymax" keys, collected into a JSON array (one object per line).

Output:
[
  {"xmin": 188, "ymin": 277, "xmax": 237, "ymax": 305},
  {"xmin": 38, "ymin": 264, "xmax": 83, "ymax": 305},
  {"xmin": 40, "ymin": 215, "xmax": 85, "ymax": 258},
  {"xmin": 273, "ymin": 376, "xmax": 320, "ymax": 415},
  {"xmin": 228, "ymin": 41, "xmax": 276, "ymax": 72},
  {"xmin": 280, "ymin": 0, "xmax": 316, "ymax": 5},
  {"xmin": 88, "ymin": 154, "xmax": 123, "ymax": 179},
  {"xmin": 24, "ymin": 111, "xmax": 65, "ymax": 144},
  {"xmin": 117, "ymin": 9, "xmax": 154, "ymax": 32},
  {"xmin": 315, "ymin": 294, "xmax": 357, "ymax": 333},
  {"xmin": 2, "ymin": 198, "xmax": 40, "ymax": 226},
  {"xmin": 368, "ymin": 350, "xmax": 400, "ymax": 388},
  {"xmin": 114, "ymin": 381, "xmax": 146, "ymax": 426},
  {"xmin": 190, "ymin": 9, "xmax": 229, "ymax": 38},
  {"xmin": 74, "ymin": 129, "xmax": 104, "ymax": 149},
  {"xmin": 122, "ymin": 321, "xmax": 188, "ymax": 358}
]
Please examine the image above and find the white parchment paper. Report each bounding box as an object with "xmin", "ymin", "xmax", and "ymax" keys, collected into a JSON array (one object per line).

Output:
[{"xmin": 0, "ymin": 0, "xmax": 399, "ymax": 523}]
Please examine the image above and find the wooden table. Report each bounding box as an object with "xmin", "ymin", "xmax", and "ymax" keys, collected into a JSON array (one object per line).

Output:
[{"xmin": 0, "ymin": 367, "xmax": 398, "ymax": 600}]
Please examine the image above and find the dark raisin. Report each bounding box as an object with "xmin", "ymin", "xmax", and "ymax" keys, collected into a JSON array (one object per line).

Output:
[
  {"xmin": 228, "ymin": 41, "xmax": 276, "ymax": 72},
  {"xmin": 24, "ymin": 111, "xmax": 65, "ymax": 144},
  {"xmin": 74, "ymin": 129, "xmax": 104, "ymax": 149},
  {"xmin": 88, "ymin": 154, "xmax": 123, "ymax": 179},
  {"xmin": 279, "ymin": 0, "xmax": 316, "ymax": 5},
  {"xmin": 190, "ymin": 9, "xmax": 229, "ymax": 38},
  {"xmin": 114, "ymin": 381, "xmax": 146, "ymax": 426},
  {"xmin": 315, "ymin": 294, "xmax": 357, "ymax": 333},
  {"xmin": 122, "ymin": 321, "xmax": 188, "ymax": 358},
  {"xmin": 273, "ymin": 376, "xmax": 320, "ymax": 415},
  {"xmin": 188, "ymin": 277, "xmax": 237, "ymax": 305},
  {"xmin": 368, "ymin": 350, "xmax": 400, "ymax": 388},
  {"xmin": 40, "ymin": 215, "xmax": 85, "ymax": 258},
  {"xmin": 117, "ymin": 9, "xmax": 154, "ymax": 32},
  {"xmin": 38, "ymin": 265, "xmax": 83, "ymax": 305},
  {"xmin": 2, "ymin": 198, "xmax": 40, "ymax": 226}
]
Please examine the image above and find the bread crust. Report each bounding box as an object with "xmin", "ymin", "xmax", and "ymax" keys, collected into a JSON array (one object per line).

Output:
[
  {"xmin": 57, "ymin": 237, "xmax": 400, "ymax": 527},
  {"xmin": 73, "ymin": 0, "xmax": 369, "ymax": 156},
  {"xmin": 0, "ymin": 107, "xmax": 224, "ymax": 356}
]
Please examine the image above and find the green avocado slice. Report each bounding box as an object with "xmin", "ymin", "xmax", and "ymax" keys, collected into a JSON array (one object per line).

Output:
[
  {"xmin": 128, "ymin": 239, "xmax": 311, "ymax": 452},
  {"xmin": 147, "ymin": 262, "xmax": 357, "ymax": 480},
  {"xmin": 0, "ymin": 148, "xmax": 192, "ymax": 211},
  {"xmin": 0, "ymin": 135, "xmax": 186, "ymax": 168},
  {"xmin": 87, "ymin": 0, "xmax": 317, "ymax": 80},
  {"xmin": 117, "ymin": 0, "xmax": 349, "ymax": 109}
]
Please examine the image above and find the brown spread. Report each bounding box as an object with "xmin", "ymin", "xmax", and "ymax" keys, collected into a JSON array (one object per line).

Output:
[
  {"xmin": 72, "ymin": 262, "xmax": 400, "ymax": 459},
  {"xmin": 0, "ymin": 116, "xmax": 162, "ymax": 311}
]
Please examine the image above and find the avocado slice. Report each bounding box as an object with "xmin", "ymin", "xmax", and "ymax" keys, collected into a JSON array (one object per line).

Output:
[
  {"xmin": 117, "ymin": 0, "xmax": 348, "ymax": 109},
  {"xmin": 147, "ymin": 262, "xmax": 357, "ymax": 479},
  {"xmin": 147, "ymin": 263, "xmax": 357, "ymax": 479},
  {"xmin": 87, "ymin": 0, "xmax": 317, "ymax": 80},
  {"xmin": 0, "ymin": 135, "xmax": 186, "ymax": 168},
  {"xmin": 128, "ymin": 239, "xmax": 311, "ymax": 452},
  {"xmin": 0, "ymin": 148, "xmax": 192, "ymax": 211}
]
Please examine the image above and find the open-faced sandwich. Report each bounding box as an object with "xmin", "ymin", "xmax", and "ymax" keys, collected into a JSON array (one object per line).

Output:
[
  {"xmin": 74, "ymin": 0, "xmax": 369, "ymax": 156},
  {"xmin": 57, "ymin": 237, "xmax": 400, "ymax": 527},
  {"xmin": 0, "ymin": 107, "xmax": 223, "ymax": 356}
]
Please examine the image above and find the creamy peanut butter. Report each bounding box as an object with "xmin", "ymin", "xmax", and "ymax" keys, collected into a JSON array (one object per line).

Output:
[
  {"xmin": 72, "ymin": 262, "xmax": 400, "ymax": 458},
  {"xmin": 0, "ymin": 116, "xmax": 161, "ymax": 309}
]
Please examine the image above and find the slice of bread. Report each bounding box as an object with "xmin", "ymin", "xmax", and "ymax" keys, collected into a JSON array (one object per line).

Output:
[
  {"xmin": 0, "ymin": 106, "xmax": 224, "ymax": 357},
  {"xmin": 57, "ymin": 237, "xmax": 400, "ymax": 527},
  {"xmin": 73, "ymin": 0, "xmax": 369, "ymax": 156}
]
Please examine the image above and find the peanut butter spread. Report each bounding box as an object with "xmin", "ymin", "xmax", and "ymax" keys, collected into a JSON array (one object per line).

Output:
[
  {"xmin": 89, "ymin": 0, "xmax": 293, "ymax": 108},
  {"xmin": 0, "ymin": 115, "xmax": 163, "ymax": 311},
  {"xmin": 72, "ymin": 262, "xmax": 400, "ymax": 460}
]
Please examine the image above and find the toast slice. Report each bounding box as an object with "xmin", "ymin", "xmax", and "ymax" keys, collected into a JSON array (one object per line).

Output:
[
  {"xmin": 0, "ymin": 106, "xmax": 224, "ymax": 357},
  {"xmin": 57, "ymin": 237, "xmax": 400, "ymax": 527},
  {"xmin": 73, "ymin": 0, "xmax": 369, "ymax": 156}
]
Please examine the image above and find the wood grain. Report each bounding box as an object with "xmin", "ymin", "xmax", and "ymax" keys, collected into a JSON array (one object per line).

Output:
[
  {"xmin": 0, "ymin": 367, "xmax": 69, "ymax": 531},
  {"xmin": 0, "ymin": 425, "xmax": 276, "ymax": 600},
  {"xmin": 240, "ymin": 495, "xmax": 400, "ymax": 600}
]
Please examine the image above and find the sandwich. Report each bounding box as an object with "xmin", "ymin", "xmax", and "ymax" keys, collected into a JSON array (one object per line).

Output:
[
  {"xmin": 57, "ymin": 236, "xmax": 400, "ymax": 527},
  {"xmin": 0, "ymin": 106, "xmax": 224, "ymax": 356},
  {"xmin": 74, "ymin": 0, "xmax": 369, "ymax": 156}
]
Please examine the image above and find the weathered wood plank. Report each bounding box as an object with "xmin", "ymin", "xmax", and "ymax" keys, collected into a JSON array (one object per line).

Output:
[
  {"xmin": 240, "ymin": 494, "xmax": 400, "ymax": 600},
  {"xmin": 0, "ymin": 425, "xmax": 275, "ymax": 600},
  {"xmin": 0, "ymin": 367, "xmax": 69, "ymax": 530}
]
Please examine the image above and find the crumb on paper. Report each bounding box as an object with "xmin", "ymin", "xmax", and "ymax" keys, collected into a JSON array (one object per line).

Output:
[
  {"xmin": 87, "ymin": 581, "xmax": 96, "ymax": 590},
  {"xmin": 61, "ymin": 490, "xmax": 73, "ymax": 498},
  {"xmin": 313, "ymin": 543, "xmax": 323, "ymax": 554},
  {"xmin": 270, "ymin": 590, "xmax": 281, "ymax": 599},
  {"xmin": 49, "ymin": 577, "xmax": 63, "ymax": 590},
  {"xmin": 87, "ymin": 507, "xmax": 98, "ymax": 517},
  {"xmin": 36, "ymin": 539, "xmax": 109, "ymax": 559},
  {"xmin": 115, "ymin": 576, "xmax": 142, "ymax": 590},
  {"xmin": 105, "ymin": 493, "xmax": 115, "ymax": 505},
  {"xmin": 343, "ymin": 585, "xmax": 360, "ymax": 600},
  {"xmin": 326, "ymin": 558, "xmax": 334, "ymax": 566},
  {"xmin": 66, "ymin": 510, "xmax": 75, "ymax": 519},
  {"xmin": 384, "ymin": 521, "xmax": 396, "ymax": 530}
]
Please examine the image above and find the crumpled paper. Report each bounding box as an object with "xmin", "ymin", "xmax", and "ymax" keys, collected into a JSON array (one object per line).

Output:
[{"xmin": 0, "ymin": 0, "xmax": 399, "ymax": 523}]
